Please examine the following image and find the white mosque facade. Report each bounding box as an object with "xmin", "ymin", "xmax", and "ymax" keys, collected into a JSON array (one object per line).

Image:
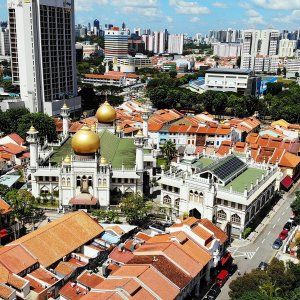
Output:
[{"xmin": 27, "ymin": 102, "xmax": 154, "ymax": 211}]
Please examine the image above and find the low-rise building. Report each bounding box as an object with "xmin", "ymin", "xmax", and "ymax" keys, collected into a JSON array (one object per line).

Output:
[
  {"xmin": 159, "ymin": 153, "xmax": 279, "ymax": 238},
  {"xmin": 204, "ymin": 68, "xmax": 260, "ymax": 96}
]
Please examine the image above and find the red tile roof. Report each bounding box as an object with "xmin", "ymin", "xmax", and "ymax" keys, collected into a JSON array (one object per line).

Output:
[
  {"xmin": 0, "ymin": 199, "xmax": 12, "ymax": 215},
  {"xmin": 7, "ymin": 133, "xmax": 24, "ymax": 145}
]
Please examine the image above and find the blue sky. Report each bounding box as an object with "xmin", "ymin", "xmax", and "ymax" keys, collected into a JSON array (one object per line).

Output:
[{"xmin": 1, "ymin": 0, "xmax": 300, "ymax": 35}]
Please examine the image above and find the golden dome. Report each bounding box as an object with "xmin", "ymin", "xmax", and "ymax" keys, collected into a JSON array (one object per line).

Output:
[
  {"xmin": 135, "ymin": 130, "xmax": 144, "ymax": 138},
  {"xmin": 28, "ymin": 126, "xmax": 37, "ymax": 133},
  {"xmin": 71, "ymin": 124, "xmax": 100, "ymax": 154},
  {"xmin": 63, "ymin": 155, "xmax": 71, "ymax": 164},
  {"xmin": 62, "ymin": 102, "xmax": 69, "ymax": 110},
  {"xmin": 99, "ymin": 156, "xmax": 108, "ymax": 165},
  {"xmin": 96, "ymin": 101, "xmax": 117, "ymax": 123}
]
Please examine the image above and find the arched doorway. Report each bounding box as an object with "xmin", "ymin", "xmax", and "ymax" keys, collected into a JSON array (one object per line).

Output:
[{"xmin": 189, "ymin": 208, "xmax": 201, "ymax": 219}]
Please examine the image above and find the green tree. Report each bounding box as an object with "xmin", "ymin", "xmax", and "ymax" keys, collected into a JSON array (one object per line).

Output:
[
  {"xmin": 291, "ymin": 192, "xmax": 300, "ymax": 223},
  {"xmin": 6, "ymin": 190, "xmax": 35, "ymax": 227},
  {"xmin": 0, "ymin": 108, "xmax": 29, "ymax": 134},
  {"xmin": 119, "ymin": 193, "xmax": 152, "ymax": 225},
  {"xmin": 266, "ymin": 82, "xmax": 284, "ymax": 96},
  {"xmin": 161, "ymin": 140, "xmax": 177, "ymax": 163},
  {"xmin": 17, "ymin": 113, "xmax": 57, "ymax": 142},
  {"xmin": 78, "ymin": 86, "xmax": 99, "ymax": 110}
]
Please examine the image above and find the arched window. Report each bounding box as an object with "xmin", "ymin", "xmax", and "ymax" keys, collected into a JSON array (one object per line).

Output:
[
  {"xmin": 199, "ymin": 192, "xmax": 204, "ymax": 204},
  {"xmin": 189, "ymin": 190, "xmax": 194, "ymax": 201},
  {"xmin": 88, "ymin": 176, "xmax": 93, "ymax": 187},
  {"xmin": 62, "ymin": 177, "xmax": 66, "ymax": 186},
  {"xmin": 98, "ymin": 178, "xmax": 102, "ymax": 187},
  {"xmin": 103, "ymin": 178, "xmax": 107, "ymax": 187},
  {"xmin": 251, "ymin": 206, "xmax": 255, "ymax": 218},
  {"xmin": 245, "ymin": 212, "xmax": 249, "ymax": 224},
  {"xmin": 76, "ymin": 176, "xmax": 81, "ymax": 187},
  {"xmin": 231, "ymin": 214, "xmax": 241, "ymax": 225},
  {"xmin": 67, "ymin": 178, "xmax": 71, "ymax": 186},
  {"xmin": 194, "ymin": 191, "xmax": 199, "ymax": 203},
  {"xmin": 256, "ymin": 199, "xmax": 261, "ymax": 212},
  {"xmin": 175, "ymin": 198, "xmax": 180, "ymax": 207},
  {"xmin": 217, "ymin": 210, "xmax": 227, "ymax": 220},
  {"xmin": 163, "ymin": 195, "xmax": 171, "ymax": 205}
]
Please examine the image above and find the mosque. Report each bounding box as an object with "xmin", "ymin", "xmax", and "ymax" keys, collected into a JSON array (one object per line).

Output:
[{"xmin": 26, "ymin": 101, "xmax": 155, "ymax": 211}]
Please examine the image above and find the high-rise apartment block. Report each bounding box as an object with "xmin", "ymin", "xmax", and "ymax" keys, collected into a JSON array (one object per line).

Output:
[
  {"xmin": 0, "ymin": 26, "xmax": 10, "ymax": 57},
  {"xmin": 213, "ymin": 42, "xmax": 241, "ymax": 58},
  {"xmin": 279, "ymin": 39, "xmax": 296, "ymax": 57},
  {"xmin": 7, "ymin": 0, "xmax": 81, "ymax": 116},
  {"xmin": 241, "ymin": 29, "xmax": 280, "ymax": 72},
  {"xmin": 153, "ymin": 31, "xmax": 166, "ymax": 54},
  {"xmin": 104, "ymin": 27, "xmax": 128, "ymax": 60},
  {"xmin": 168, "ymin": 34, "xmax": 184, "ymax": 54}
]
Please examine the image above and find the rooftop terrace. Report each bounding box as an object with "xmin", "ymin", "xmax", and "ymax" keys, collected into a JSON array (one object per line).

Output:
[{"xmin": 224, "ymin": 168, "xmax": 266, "ymax": 193}]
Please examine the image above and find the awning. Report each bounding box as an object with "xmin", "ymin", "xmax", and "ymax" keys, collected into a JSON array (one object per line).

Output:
[
  {"xmin": 221, "ymin": 252, "xmax": 232, "ymax": 266},
  {"xmin": 281, "ymin": 175, "xmax": 293, "ymax": 190},
  {"xmin": 0, "ymin": 229, "xmax": 9, "ymax": 238}
]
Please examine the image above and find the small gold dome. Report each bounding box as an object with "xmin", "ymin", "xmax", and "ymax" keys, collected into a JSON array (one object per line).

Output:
[
  {"xmin": 71, "ymin": 124, "xmax": 100, "ymax": 154},
  {"xmin": 28, "ymin": 126, "xmax": 37, "ymax": 133},
  {"xmin": 135, "ymin": 130, "xmax": 144, "ymax": 138},
  {"xmin": 99, "ymin": 156, "xmax": 108, "ymax": 165},
  {"xmin": 63, "ymin": 155, "xmax": 71, "ymax": 164},
  {"xmin": 96, "ymin": 101, "xmax": 117, "ymax": 123},
  {"xmin": 62, "ymin": 102, "xmax": 69, "ymax": 110}
]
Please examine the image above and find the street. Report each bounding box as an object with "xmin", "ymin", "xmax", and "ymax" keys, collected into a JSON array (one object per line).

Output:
[{"xmin": 217, "ymin": 187, "xmax": 298, "ymax": 300}]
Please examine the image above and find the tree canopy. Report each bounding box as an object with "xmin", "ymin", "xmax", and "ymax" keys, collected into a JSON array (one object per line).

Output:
[
  {"xmin": 229, "ymin": 258, "xmax": 300, "ymax": 300},
  {"xmin": 119, "ymin": 193, "xmax": 153, "ymax": 226}
]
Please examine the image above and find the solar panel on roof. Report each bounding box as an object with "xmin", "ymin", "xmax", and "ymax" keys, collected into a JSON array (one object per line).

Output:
[{"xmin": 213, "ymin": 156, "xmax": 245, "ymax": 181}]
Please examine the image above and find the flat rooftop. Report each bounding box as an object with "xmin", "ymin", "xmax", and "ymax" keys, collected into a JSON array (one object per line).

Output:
[
  {"xmin": 206, "ymin": 68, "xmax": 253, "ymax": 75},
  {"xmin": 224, "ymin": 168, "xmax": 266, "ymax": 193}
]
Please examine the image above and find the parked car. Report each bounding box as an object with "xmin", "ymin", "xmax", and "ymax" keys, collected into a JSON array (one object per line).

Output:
[
  {"xmin": 257, "ymin": 261, "xmax": 268, "ymax": 271},
  {"xmin": 228, "ymin": 263, "xmax": 238, "ymax": 276},
  {"xmin": 272, "ymin": 238, "xmax": 283, "ymax": 249},
  {"xmin": 283, "ymin": 222, "xmax": 292, "ymax": 231},
  {"xmin": 215, "ymin": 270, "xmax": 229, "ymax": 287},
  {"xmin": 279, "ymin": 229, "xmax": 289, "ymax": 240},
  {"xmin": 205, "ymin": 284, "xmax": 221, "ymax": 300}
]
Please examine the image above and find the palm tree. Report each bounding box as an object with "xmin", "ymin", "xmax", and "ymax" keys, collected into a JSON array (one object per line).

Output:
[
  {"xmin": 162, "ymin": 140, "xmax": 177, "ymax": 163},
  {"xmin": 259, "ymin": 282, "xmax": 282, "ymax": 298}
]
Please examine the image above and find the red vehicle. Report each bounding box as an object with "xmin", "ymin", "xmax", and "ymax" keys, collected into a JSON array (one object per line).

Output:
[
  {"xmin": 279, "ymin": 229, "xmax": 289, "ymax": 240},
  {"xmin": 216, "ymin": 270, "xmax": 229, "ymax": 287}
]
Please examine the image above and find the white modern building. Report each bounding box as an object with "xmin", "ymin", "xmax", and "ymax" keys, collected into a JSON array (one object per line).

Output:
[
  {"xmin": 0, "ymin": 27, "xmax": 10, "ymax": 56},
  {"xmin": 7, "ymin": 0, "xmax": 81, "ymax": 116},
  {"xmin": 142, "ymin": 34, "xmax": 154, "ymax": 52},
  {"xmin": 241, "ymin": 29, "xmax": 279, "ymax": 70},
  {"xmin": 286, "ymin": 59, "xmax": 300, "ymax": 78},
  {"xmin": 204, "ymin": 68, "xmax": 258, "ymax": 95},
  {"xmin": 168, "ymin": 34, "xmax": 184, "ymax": 55},
  {"xmin": 113, "ymin": 54, "xmax": 152, "ymax": 73},
  {"xmin": 159, "ymin": 153, "xmax": 279, "ymax": 238},
  {"xmin": 212, "ymin": 42, "xmax": 242, "ymax": 58},
  {"xmin": 104, "ymin": 27, "xmax": 128, "ymax": 60},
  {"xmin": 279, "ymin": 39, "xmax": 296, "ymax": 57},
  {"xmin": 153, "ymin": 31, "xmax": 166, "ymax": 54}
]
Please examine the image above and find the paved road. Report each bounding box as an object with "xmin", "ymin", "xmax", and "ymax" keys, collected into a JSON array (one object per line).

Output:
[{"xmin": 217, "ymin": 189, "xmax": 297, "ymax": 300}]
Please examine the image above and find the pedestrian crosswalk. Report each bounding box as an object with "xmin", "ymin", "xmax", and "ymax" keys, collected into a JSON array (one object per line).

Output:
[{"xmin": 228, "ymin": 247, "xmax": 257, "ymax": 260}]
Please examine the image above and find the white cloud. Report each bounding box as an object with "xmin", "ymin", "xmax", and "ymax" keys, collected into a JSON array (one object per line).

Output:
[
  {"xmin": 169, "ymin": 0, "xmax": 210, "ymax": 14},
  {"xmin": 76, "ymin": 0, "xmax": 108, "ymax": 12},
  {"xmin": 246, "ymin": 9, "xmax": 260, "ymax": 17},
  {"xmin": 274, "ymin": 10, "xmax": 300, "ymax": 24},
  {"xmin": 190, "ymin": 16, "xmax": 200, "ymax": 22},
  {"xmin": 166, "ymin": 16, "xmax": 173, "ymax": 23},
  {"xmin": 252, "ymin": 0, "xmax": 300, "ymax": 10},
  {"xmin": 212, "ymin": 2, "xmax": 228, "ymax": 8}
]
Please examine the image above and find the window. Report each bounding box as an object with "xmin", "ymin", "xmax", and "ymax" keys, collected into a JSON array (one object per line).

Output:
[
  {"xmin": 231, "ymin": 214, "xmax": 241, "ymax": 224},
  {"xmin": 231, "ymin": 202, "xmax": 235, "ymax": 208},
  {"xmin": 238, "ymin": 204, "xmax": 242, "ymax": 210},
  {"xmin": 217, "ymin": 210, "xmax": 227, "ymax": 220},
  {"xmin": 163, "ymin": 195, "xmax": 171, "ymax": 205},
  {"xmin": 217, "ymin": 198, "xmax": 222, "ymax": 205},
  {"xmin": 224, "ymin": 200, "xmax": 228, "ymax": 206},
  {"xmin": 175, "ymin": 198, "xmax": 180, "ymax": 207}
]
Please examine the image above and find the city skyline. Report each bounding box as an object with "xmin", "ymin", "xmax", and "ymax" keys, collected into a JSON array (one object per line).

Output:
[{"xmin": 1, "ymin": 0, "xmax": 300, "ymax": 35}]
